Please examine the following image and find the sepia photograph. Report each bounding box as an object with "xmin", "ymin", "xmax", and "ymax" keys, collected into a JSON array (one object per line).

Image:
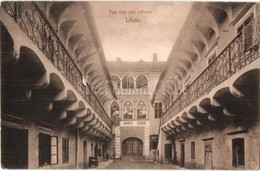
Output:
[{"xmin": 0, "ymin": 1, "xmax": 260, "ymax": 170}]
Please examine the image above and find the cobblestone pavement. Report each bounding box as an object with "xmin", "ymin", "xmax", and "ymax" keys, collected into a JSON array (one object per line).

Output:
[{"xmin": 96, "ymin": 159, "xmax": 185, "ymax": 169}]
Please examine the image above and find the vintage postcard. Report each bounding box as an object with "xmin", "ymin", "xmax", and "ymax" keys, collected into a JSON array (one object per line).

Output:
[{"xmin": 1, "ymin": 1, "xmax": 259, "ymax": 170}]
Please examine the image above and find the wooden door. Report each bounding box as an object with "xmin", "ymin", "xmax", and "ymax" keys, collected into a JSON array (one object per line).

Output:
[
  {"xmin": 204, "ymin": 141, "xmax": 213, "ymax": 169},
  {"xmin": 165, "ymin": 144, "xmax": 172, "ymax": 163},
  {"xmin": 180, "ymin": 143, "xmax": 185, "ymax": 167}
]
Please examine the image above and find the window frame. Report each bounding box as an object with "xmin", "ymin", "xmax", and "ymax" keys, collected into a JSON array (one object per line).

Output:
[
  {"xmin": 38, "ymin": 133, "xmax": 58, "ymax": 167},
  {"xmin": 191, "ymin": 141, "xmax": 195, "ymax": 159},
  {"xmin": 235, "ymin": 7, "xmax": 255, "ymax": 35},
  {"xmin": 137, "ymin": 101, "xmax": 146, "ymax": 119},
  {"xmin": 122, "ymin": 75, "xmax": 134, "ymax": 89},
  {"xmin": 62, "ymin": 138, "xmax": 69, "ymax": 164},
  {"xmin": 136, "ymin": 74, "xmax": 148, "ymax": 89},
  {"xmin": 51, "ymin": 136, "xmax": 58, "ymax": 165},
  {"xmin": 232, "ymin": 138, "xmax": 245, "ymax": 167},
  {"xmin": 123, "ymin": 101, "xmax": 134, "ymax": 119},
  {"xmin": 154, "ymin": 102, "xmax": 163, "ymax": 118}
]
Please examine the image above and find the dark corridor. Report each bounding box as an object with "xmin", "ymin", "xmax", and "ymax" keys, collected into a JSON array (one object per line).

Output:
[{"xmin": 1, "ymin": 126, "xmax": 28, "ymax": 169}]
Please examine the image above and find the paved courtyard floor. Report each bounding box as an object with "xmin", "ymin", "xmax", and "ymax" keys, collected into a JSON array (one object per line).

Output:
[{"xmin": 93, "ymin": 159, "xmax": 185, "ymax": 169}]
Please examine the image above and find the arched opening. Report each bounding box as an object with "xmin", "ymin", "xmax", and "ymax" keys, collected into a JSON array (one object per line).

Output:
[
  {"xmin": 111, "ymin": 75, "xmax": 121, "ymax": 90},
  {"xmin": 122, "ymin": 137, "xmax": 143, "ymax": 159},
  {"xmin": 137, "ymin": 101, "xmax": 146, "ymax": 119},
  {"xmin": 110, "ymin": 101, "xmax": 120, "ymax": 118},
  {"xmin": 123, "ymin": 101, "xmax": 133, "ymax": 119},
  {"xmin": 122, "ymin": 75, "xmax": 134, "ymax": 89},
  {"xmin": 136, "ymin": 75, "xmax": 148, "ymax": 89}
]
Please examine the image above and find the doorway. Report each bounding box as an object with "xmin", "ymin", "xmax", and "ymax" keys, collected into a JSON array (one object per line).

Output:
[
  {"xmin": 1, "ymin": 126, "xmax": 28, "ymax": 169},
  {"xmin": 180, "ymin": 142, "xmax": 185, "ymax": 167},
  {"xmin": 204, "ymin": 141, "xmax": 213, "ymax": 169},
  {"xmin": 83, "ymin": 141, "xmax": 88, "ymax": 168},
  {"xmin": 122, "ymin": 137, "xmax": 143, "ymax": 159},
  {"xmin": 94, "ymin": 144, "xmax": 98, "ymax": 157},
  {"xmin": 165, "ymin": 144, "xmax": 172, "ymax": 163}
]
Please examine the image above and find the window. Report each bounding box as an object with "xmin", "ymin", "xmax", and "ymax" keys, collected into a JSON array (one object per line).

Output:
[
  {"xmin": 62, "ymin": 138, "xmax": 69, "ymax": 163},
  {"xmin": 39, "ymin": 133, "xmax": 58, "ymax": 167},
  {"xmin": 137, "ymin": 101, "xmax": 146, "ymax": 119},
  {"xmin": 111, "ymin": 75, "xmax": 121, "ymax": 90},
  {"xmin": 232, "ymin": 138, "xmax": 245, "ymax": 166},
  {"xmin": 122, "ymin": 75, "xmax": 134, "ymax": 89},
  {"xmin": 150, "ymin": 135, "xmax": 158, "ymax": 150},
  {"xmin": 154, "ymin": 102, "xmax": 163, "ymax": 118},
  {"xmin": 91, "ymin": 143, "xmax": 94, "ymax": 156},
  {"xmin": 191, "ymin": 141, "xmax": 195, "ymax": 159},
  {"xmin": 237, "ymin": 13, "xmax": 254, "ymax": 51},
  {"xmin": 237, "ymin": 13, "xmax": 254, "ymax": 34},
  {"xmin": 136, "ymin": 75, "xmax": 148, "ymax": 89},
  {"xmin": 51, "ymin": 136, "xmax": 58, "ymax": 164},
  {"xmin": 110, "ymin": 101, "xmax": 120, "ymax": 118},
  {"xmin": 123, "ymin": 101, "xmax": 133, "ymax": 119}
]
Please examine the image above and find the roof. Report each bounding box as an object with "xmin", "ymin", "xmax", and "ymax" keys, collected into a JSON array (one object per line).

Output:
[{"xmin": 107, "ymin": 60, "xmax": 166, "ymax": 73}]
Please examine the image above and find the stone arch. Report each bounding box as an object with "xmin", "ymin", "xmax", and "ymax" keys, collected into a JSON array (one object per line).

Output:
[
  {"xmin": 122, "ymin": 137, "xmax": 143, "ymax": 159},
  {"xmin": 136, "ymin": 74, "xmax": 148, "ymax": 89},
  {"xmin": 48, "ymin": 2, "xmax": 72, "ymax": 30},
  {"xmin": 197, "ymin": 24, "xmax": 217, "ymax": 44},
  {"xmin": 1, "ymin": 22, "xmax": 16, "ymax": 64},
  {"xmin": 122, "ymin": 75, "xmax": 134, "ymax": 89},
  {"xmin": 111, "ymin": 75, "xmax": 121, "ymax": 90},
  {"xmin": 67, "ymin": 33, "xmax": 84, "ymax": 52},
  {"xmin": 110, "ymin": 101, "xmax": 120, "ymax": 118},
  {"xmin": 17, "ymin": 46, "xmax": 47, "ymax": 87},
  {"xmin": 59, "ymin": 19, "xmax": 77, "ymax": 43},
  {"xmin": 206, "ymin": 5, "xmax": 229, "ymax": 25}
]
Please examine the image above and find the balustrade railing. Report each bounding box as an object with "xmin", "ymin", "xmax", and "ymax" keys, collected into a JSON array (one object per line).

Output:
[
  {"xmin": 2, "ymin": 1, "xmax": 113, "ymax": 129},
  {"xmin": 160, "ymin": 15, "xmax": 260, "ymax": 125},
  {"xmin": 115, "ymin": 88, "xmax": 149, "ymax": 95}
]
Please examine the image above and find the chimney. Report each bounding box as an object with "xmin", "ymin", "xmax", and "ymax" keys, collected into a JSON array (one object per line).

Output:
[
  {"xmin": 153, "ymin": 53, "xmax": 158, "ymax": 62},
  {"xmin": 116, "ymin": 57, "xmax": 122, "ymax": 62}
]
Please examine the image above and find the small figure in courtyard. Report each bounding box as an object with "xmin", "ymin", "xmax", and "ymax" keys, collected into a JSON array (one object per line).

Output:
[
  {"xmin": 113, "ymin": 151, "xmax": 117, "ymax": 161},
  {"xmin": 106, "ymin": 150, "xmax": 109, "ymax": 161}
]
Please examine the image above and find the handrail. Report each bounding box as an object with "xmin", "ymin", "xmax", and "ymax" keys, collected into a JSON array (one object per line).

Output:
[
  {"xmin": 2, "ymin": 1, "xmax": 113, "ymax": 129},
  {"xmin": 160, "ymin": 15, "xmax": 260, "ymax": 125}
]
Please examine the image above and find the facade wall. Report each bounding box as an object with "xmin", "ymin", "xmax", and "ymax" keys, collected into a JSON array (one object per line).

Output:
[
  {"xmin": 121, "ymin": 127, "xmax": 145, "ymax": 144},
  {"xmin": 1, "ymin": 2, "xmax": 113, "ymax": 169},
  {"xmin": 174, "ymin": 122, "xmax": 260, "ymax": 169},
  {"xmin": 107, "ymin": 61, "xmax": 164, "ymax": 159},
  {"xmin": 2, "ymin": 119, "xmax": 105, "ymax": 169},
  {"xmin": 155, "ymin": 2, "xmax": 260, "ymax": 170},
  {"xmin": 115, "ymin": 95, "xmax": 150, "ymax": 119}
]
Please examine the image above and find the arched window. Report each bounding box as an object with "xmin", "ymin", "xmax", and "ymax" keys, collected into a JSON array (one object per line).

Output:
[
  {"xmin": 137, "ymin": 101, "xmax": 146, "ymax": 119},
  {"xmin": 136, "ymin": 75, "xmax": 148, "ymax": 89},
  {"xmin": 110, "ymin": 101, "xmax": 119, "ymax": 118},
  {"xmin": 122, "ymin": 75, "xmax": 134, "ymax": 89},
  {"xmin": 123, "ymin": 101, "xmax": 133, "ymax": 119},
  {"xmin": 111, "ymin": 75, "xmax": 121, "ymax": 90}
]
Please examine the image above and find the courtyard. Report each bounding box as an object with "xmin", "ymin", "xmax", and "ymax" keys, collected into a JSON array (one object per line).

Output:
[{"xmin": 94, "ymin": 159, "xmax": 185, "ymax": 169}]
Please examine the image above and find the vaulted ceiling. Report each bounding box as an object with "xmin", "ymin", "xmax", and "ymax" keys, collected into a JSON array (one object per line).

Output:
[{"xmin": 44, "ymin": 2, "xmax": 116, "ymax": 105}]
